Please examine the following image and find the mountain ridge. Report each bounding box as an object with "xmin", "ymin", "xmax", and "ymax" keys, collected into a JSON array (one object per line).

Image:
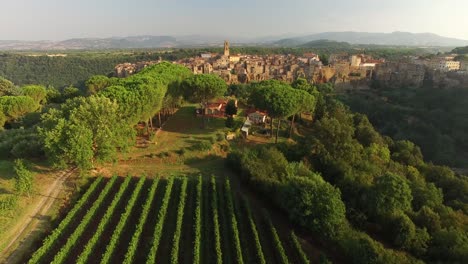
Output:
[
  {"xmin": 0, "ymin": 31, "xmax": 467, "ymax": 50},
  {"xmin": 274, "ymin": 31, "xmax": 468, "ymax": 47}
]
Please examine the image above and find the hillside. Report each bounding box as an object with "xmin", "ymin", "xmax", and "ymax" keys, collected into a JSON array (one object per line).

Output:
[{"xmin": 275, "ymin": 31, "xmax": 468, "ymax": 47}]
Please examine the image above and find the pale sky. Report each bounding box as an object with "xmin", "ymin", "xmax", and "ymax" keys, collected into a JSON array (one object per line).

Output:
[{"xmin": 0, "ymin": 0, "xmax": 467, "ymax": 40}]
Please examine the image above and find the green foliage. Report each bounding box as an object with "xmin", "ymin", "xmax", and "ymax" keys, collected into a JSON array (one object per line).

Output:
[
  {"xmin": 77, "ymin": 176, "xmax": 132, "ymax": 264},
  {"xmin": 262, "ymin": 209, "xmax": 289, "ymax": 264},
  {"xmin": 181, "ymin": 74, "xmax": 227, "ymax": 103},
  {"xmin": 170, "ymin": 178, "xmax": 188, "ymax": 264},
  {"xmin": 29, "ymin": 177, "xmax": 103, "ymax": 264},
  {"xmin": 0, "ymin": 128, "xmax": 43, "ymax": 159},
  {"xmin": 124, "ymin": 179, "xmax": 159, "ymax": 264},
  {"xmin": 225, "ymin": 99, "xmax": 237, "ymax": 116},
  {"xmin": 228, "ymin": 146, "xmax": 346, "ymax": 238},
  {"xmin": 452, "ymin": 45, "xmax": 468, "ymax": 54},
  {"xmin": 52, "ymin": 176, "xmax": 117, "ymax": 264},
  {"xmin": 242, "ymin": 196, "xmax": 267, "ymax": 264},
  {"xmin": 147, "ymin": 177, "xmax": 174, "ymax": 264},
  {"xmin": 0, "ymin": 76, "xmax": 15, "ymax": 96},
  {"xmin": 290, "ymin": 231, "xmax": 310, "ymax": 264},
  {"xmin": 427, "ymin": 227, "xmax": 468, "ymax": 263},
  {"xmin": 85, "ymin": 75, "xmax": 111, "ymax": 94},
  {"xmin": 249, "ymin": 80, "xmax": 299, "ymax": 119},
  {"xmin": 225, "ymin": 116, "xmax": 234, "ymax": 128},
  {"xmin": 391, "ymin": 140, "xmax": 424, "ymax": 166},
  {"xmin": 61, "ymin": 85, "xmax": 82, "ymax": 100},
  {"xmin": 225, "ymin": 179, "xmax": 244, "ymax": 264},
  {"xmin": 281, "ymin": 176, "xmax": 346, "ymax": 238},
  {"xmin": 411, "ymin": 181, "xmax": 443, "ymax": 211},
  {"xmin": 21, "ymin": 85, "xmax": 47, "ymax": 104},
  {"xmin": 211, "ymin": 175, "xmax": 223, "ymax": 264},
  {"xmin": 39, "ymin": 96, "xmax": 135, "ymax": 171},
  {"xmin": 13, "ymin": 159, "xmax": 34, "ymax": 196},
  {"xmin": 101, "ymin": 177, "xmax": 145, "ymax": 264},
  {"xmin": 0, "ymin": 195, "xmax": 18, "ymax": 214},
  {"xmin": 227, "ymin": 84, "xmax": 251, "ymax": 104},
  {"xmin": 0, "ymin": 52, "xmax": 163, "ymax": 88},
  {"xmin": 341, "ymin": 87, "xmax": 468, "ymax": 167},
  {"xmin": 193, "ymin": 176, "xmax": 202, "ymax": 264},
  {"xmin": 0, "ymin": 95, "xmax": 39, "ymax": 122},
  {"xmin": 414, "ymin": 206, "xmax": 441, "ymax": 233},
  {"xmin": 369, "ymin": 173, "xmax": 413, "ymax": 216},
  {"xmin": 193, "ymin": 140, "xmax": 212, "ymax": 151},
  {"xmin": 0, "ymin": 111, "xmax": 5, "ymax": 128}
]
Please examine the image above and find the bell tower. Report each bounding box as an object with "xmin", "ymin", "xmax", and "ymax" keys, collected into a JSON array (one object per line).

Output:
[{"xmin": 224, "ymin": 40, "xmax": 229, "ymax": 57}]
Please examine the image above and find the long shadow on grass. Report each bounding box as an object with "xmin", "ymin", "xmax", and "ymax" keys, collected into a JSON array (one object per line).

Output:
[
  {"xmin": 184, "ymin": 155, "xmax": 226, "ymax": 176},
  {"xmin": 160, "ymin": 106, "xmax": 226, "ymax": 135}
]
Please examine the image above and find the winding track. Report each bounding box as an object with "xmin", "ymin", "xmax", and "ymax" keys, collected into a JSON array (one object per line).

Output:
[{"xmin": 1, "ymin": 167, "xmax": 76, "ymax": 263}]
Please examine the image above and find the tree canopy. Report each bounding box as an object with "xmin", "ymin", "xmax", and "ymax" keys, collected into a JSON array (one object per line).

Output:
[
  {"xmin": 181, "ymin": 74, "xmax": 227, "ymax": 103},
  {"xmin": 0, "ymin": 96, "xmax": 39, "ymax": 122},
  {"xmin": 39, "ymin": 96, "xmax": 135, "ymax": 170}
]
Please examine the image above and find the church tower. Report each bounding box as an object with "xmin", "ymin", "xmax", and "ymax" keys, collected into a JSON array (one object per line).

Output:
[{"xmin": 224, "ymin": 40, "xmax": 229, "ymax": 57}]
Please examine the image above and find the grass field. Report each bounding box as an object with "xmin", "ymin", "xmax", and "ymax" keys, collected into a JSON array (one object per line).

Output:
[{"xmin": 0, "ymin": 160, "xmax": 76, "ymax": 258}]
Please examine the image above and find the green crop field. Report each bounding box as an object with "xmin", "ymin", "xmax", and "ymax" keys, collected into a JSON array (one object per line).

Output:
[{"xmin": 26, "ymin": 175, "xmax": 312, "ymax": 264}]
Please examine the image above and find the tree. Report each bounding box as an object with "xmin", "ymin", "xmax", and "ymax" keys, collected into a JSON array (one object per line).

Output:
[
  {"xmin": 289, "ymin": 89, "xmax": 316, "ymax": 137},
  {"xmin": 13, "ymin": 159, "xmax": 34, "ymax": 196},
  {"xmin": 390, "ymin": 140, "xmax": 424, "ymax": 166},
  {"xmin": 181, "ymin": 74, "xmax": 227, "ymax": 127},
  {"xmin": 225, "ymin": 99, "xmax": 237, "ymax": 116},
  {"xmin": 415, "ymin": 206, "xmax": 441, "ymax": 233},
  {"xmin": 39, "ymin": 96, "xmax": 135, "ymax": 171},
  {"xmin": 21, "ymin": 85, "xmax": 47, "ymax": 105},
  {"xmin": 0, "ymin": 77, "xmax": 15, "ymax": 96},
  {"xmin": 181, "ymin": 74, "xmax": 227, "ymax": 104},
  {"xmin": 428, "ymin": 228, "xmax": 468, "ymax": 262},
  {"xmin": 280, "ymin": 176, "xmax": 346, "ymax": 238},
  {"xmin": 0, "ymin": 111, "xmax": 5, "ymax": 129},
  {"xmin": 85, "ymin": 75, "xmax": 112, "ymax": 94},
  {"xmin": 225, "ymin": 116, "xmax": 234, "ymax": 128},
  {"xmin": 411, "ymin": 181, "xmax": 443, "ymax": 211},
  {"xmin": 62, "ymin": 86, "xmax": 82, "ymax": 100},
  {"xmin": 369, "ymin": 173, "xmax": 413, "ymax": 216},
  {"xmin": 249, "ymin": 80, "xmax": 299, "ymax": 143},
  {"xmin": 0, "ymin": 96, "xmax": 39, "ymax": 122}
]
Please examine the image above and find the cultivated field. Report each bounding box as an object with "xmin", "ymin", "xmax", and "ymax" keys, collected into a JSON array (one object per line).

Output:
[{"xmin": 27, "ymin": 175, "xmax": 312, "ymax": 264}]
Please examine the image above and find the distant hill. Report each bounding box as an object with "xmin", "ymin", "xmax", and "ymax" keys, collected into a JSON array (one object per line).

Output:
[
  {"xmin": 452, "ymin": 46, "xmax": 468, "ymax": 54},
  {"xmin": 1, "ymin": 31, "xmax": 467, "ymax": 50},
  {"xmin": 0, "ymin": 36, "xmax": 178, "ymax": 50},
  {"xmin": 274, "ymin": 31, "xmax": 468, "ymax": 47},
  {"xmin": 299, "ymin": 39, "xmax": 352, "ymax": 49}
]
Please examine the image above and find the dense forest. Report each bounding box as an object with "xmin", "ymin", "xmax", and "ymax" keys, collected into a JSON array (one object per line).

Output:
[
  {"xmin": 228, "ymin": 80, "xmax": 468, "ymax": 263},
  {"xmin": 339, "ymin": 87, "xmax": 468, "ymax": 168},
  {"xmin": 0, "ymin": 52, "xmax": 163, "ymax": 88}
]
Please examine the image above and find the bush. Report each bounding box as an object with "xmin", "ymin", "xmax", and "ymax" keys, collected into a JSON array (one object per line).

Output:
[
  {"xmin": 14, "ymin": 159, "xmax": 34, "ymax": 196},
  {"xmin": 176, "ymin": 148, "xmax": 186, "ymax": 156},
  {"xmin": 193, "ymin": 141, "xmax": 212, "ymax": 151},
  {"xmin": 225, "ymin": 116, "xmax": 235, "ymax": 128},
  {"xmin": 216, "ymin": 133, "xmax": 224, "ymax": 142}
]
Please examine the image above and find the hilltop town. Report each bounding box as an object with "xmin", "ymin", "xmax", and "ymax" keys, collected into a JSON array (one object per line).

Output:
[{"xmin": 114, "ymin": 40, "xmax": 468, "ymax": 89}]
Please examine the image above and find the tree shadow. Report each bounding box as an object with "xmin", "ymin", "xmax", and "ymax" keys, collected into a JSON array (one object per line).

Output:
[
  {"xmin": 183, "ymin": 155, "xmax": 226, "ymax": 177},
  {"xmin": 160, "ymin": 106, "xmax": 226, "ymax": 135},
  {"xmin": 0, "ymin": 187, "xmax": 13, "ymax": 195}
]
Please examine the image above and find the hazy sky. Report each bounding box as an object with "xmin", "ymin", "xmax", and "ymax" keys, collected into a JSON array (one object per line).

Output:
[{"xmin": 1, "ymin": 0, "xmax": 467, "ymax": 40}]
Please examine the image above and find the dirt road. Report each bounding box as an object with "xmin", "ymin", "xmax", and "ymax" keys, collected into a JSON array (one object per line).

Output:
[{"xmin": 0, "ymin": 168, "xmax": 76, "ymax": 263}]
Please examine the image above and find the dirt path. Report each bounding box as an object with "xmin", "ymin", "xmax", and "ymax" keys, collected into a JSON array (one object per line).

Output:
[{"xmin": 0, "ymin": 167, "xmax": 76, "ymax": 263}]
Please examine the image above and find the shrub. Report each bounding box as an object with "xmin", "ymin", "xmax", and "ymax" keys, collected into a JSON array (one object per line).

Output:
[
  {"xmin": 225, "ymin": 116, "xmax": 235, "ymax": 128},
  {"xmin": 14, "ymin": 159, "xmax": 34, "ymax": 196}
]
